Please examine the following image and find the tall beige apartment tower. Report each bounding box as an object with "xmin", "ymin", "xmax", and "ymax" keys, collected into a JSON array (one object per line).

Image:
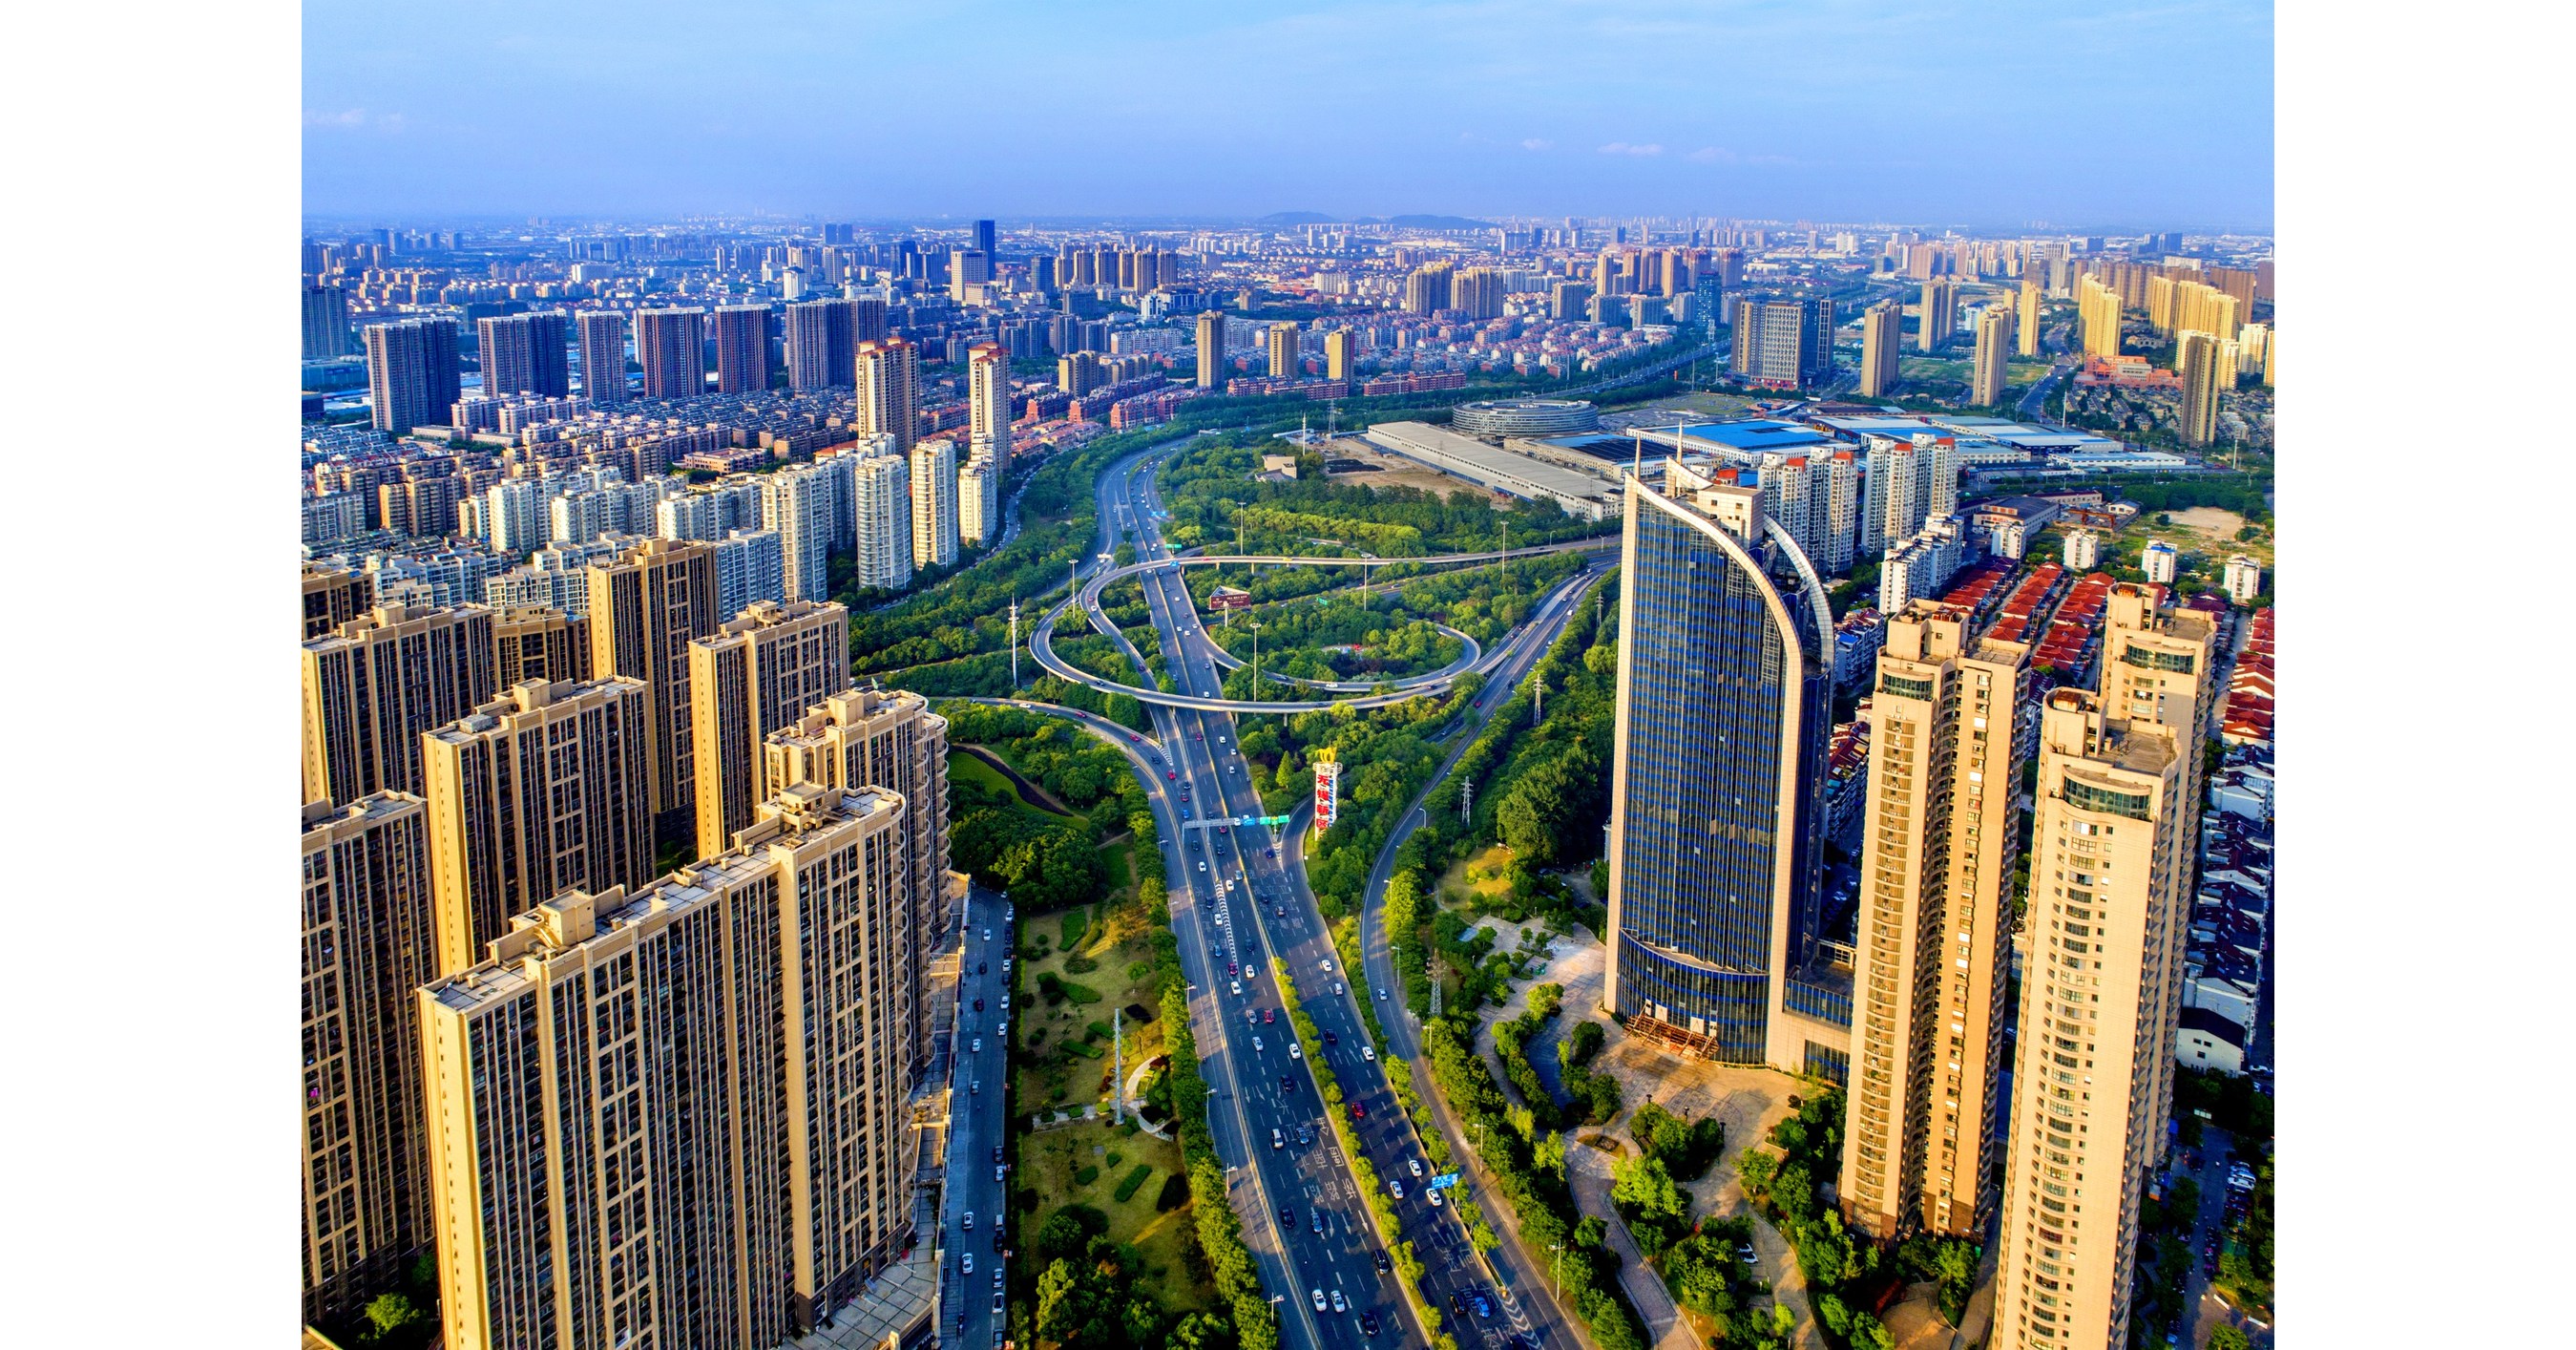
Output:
[
  {"xmin": 765, "ymin": 687, "xmax": 957, "ymax": 1080},
  {"xmin": 1918, "ymin": 279, "xmax": 1958, "ymax": 352},
  {"xmin": 2079, "ymin": 278, "xmax": 2124, "ymax": 359},
  {"xmin": 1839, "ymin": 604, "xmax": 2029, "ymax": 1241},
  {"xmin": 966, "ymin": 342, "xmax": 1010, "ymax": 468},
  {"xmin": 303, "ymin": 561, "xmax": 368, "ymax": 639},
  {"xmin": 2175, "ymin": 330, "xmax": 2227, "ymax": 447},
  {"xmin": 1988, "ymin": 690, "xmax": 2192, "ymax": 1350},
  {"xmin": 1972, "ymin": 307, "xmax": 2017, "ymax": 407},
  {"xmin": 1196, "ymin": 308, "xmax": 1227, "ymax": 389},
  {"xmin": 586, "ymin": 537, "xmax": 722, "ymax": 830},
  {"xmin": 303, "ymin": 602, "xmax": 499, "ymax": 806},
  {"xmin": 1268, "ymin": 321, "xmax": 1303, "ymax": 379},
  {"xmin": 1326, "ymin": 327, "xmax": 1358, "ymax": 382},
  {"xmin": 691, "ymin": 599, "xmax": 853, "ymax": 858},
  {"xmin": 301, "ymin": 792, "xmax": 439, "ymax": 1327},
  {"xmin": 420, "ymin": 677, "xmax": 657, "ymax": 974},
  {"xmin": 855, "ymin": 336, "xmax": 920, "ymax": 454},
  {"xmin": 2018, "ymin": 279, "xmax": 2043, "ymax": 357},
  {"xmin": 911, "ymin": 435, "xmax": 961, "ymax": 568},
  {"xmin": 491, "ymin": 603, "xmax": 590, "ymax": 687},
  {"xmin": 1858, "ymin": 300, "xmax": 1903, "ymax": 397},
  {"xmin": 418, "ymin": 785, "xmax": 917, "ymax": 1350}
]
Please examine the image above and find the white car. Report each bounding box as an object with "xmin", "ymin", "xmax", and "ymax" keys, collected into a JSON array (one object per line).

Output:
[
  {"xmin": 1408, "ymin": 1158, "xmax": 1423, "ymax": 1177},
  {"xmin": 1390, "ymin": 1179, "xmax": 1406, "ymax": 1199},
  {"xmin": 1288, "ymin": 1042, "xmax": 1302, "ymax": 1060},
  {"xmin": 1362, "ymin": 1045, "xmax": 1377, "ymax": 1063},
  {"xmin": 963, "ymin": 1254, "xmax": 975, "ymax": 1275},
  {"xmin": 972, "ymin": 1039, "xmax": 982, "ymax": 1053},
  {"xmin": 1310, "ymin": 1290, "xmax": 1327, "ymax": 1313},
  {"xmin": 1320, "ymin": 960, "xmax": 1333, "ymax": 973},
  {"xmin": 1333, "ymin": 983, "xmax": 1344, "ymax": 996},
  {"xmin": 1231, "ymin": 981, "xmax": 1242, "ymax": 996},
  {"xmin": 963, "ymin": 1212, "xmax": 974, "ymax": 1230},
  {"xmin": 1252, "ymin": 1036, "xmax": 1264, "ymax": 1052},
  {"xmin": 1330, "ymin": 1290, "xmax": 1348, "ymax": 1314}
]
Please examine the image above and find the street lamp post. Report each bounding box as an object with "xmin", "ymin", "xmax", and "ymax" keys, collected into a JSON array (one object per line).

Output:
[{"xmin": 1247, "ymin": 619, "xmax": 1263, "ymax": 705}]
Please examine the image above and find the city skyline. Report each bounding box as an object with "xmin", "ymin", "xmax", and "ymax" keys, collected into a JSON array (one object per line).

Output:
[{"xmin": 303, "ymin": 0, "xmax": 2275, "ymax": 228}]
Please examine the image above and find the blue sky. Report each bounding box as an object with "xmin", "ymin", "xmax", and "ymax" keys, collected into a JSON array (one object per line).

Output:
[{"xmin": 304, "ymin": 0, "xmax": 2272, "ymax": 229}]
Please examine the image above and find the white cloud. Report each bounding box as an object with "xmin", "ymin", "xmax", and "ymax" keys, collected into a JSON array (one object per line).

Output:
[
  {"xmin": 1597, "ymin": 141, "xmax": 1664, "ymax": 157},
  {"xmin": 304, "ymin": 108, "xmax": 368, "ymax": 128},
  {"xmin": 1520, "ymin": 137, "xmax": 1553, "ymax": 151},
  {"xmin": 1686, "ymin": 146, "xmax": 1735, "ymax": 164}
]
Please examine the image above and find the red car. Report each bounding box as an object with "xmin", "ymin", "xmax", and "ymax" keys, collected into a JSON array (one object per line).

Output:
[
  {"xmin": 1166, "ymin": 771, "xmax": 1177, "ymax": 781},
  {"xmin": 1129, "ymin": 734, "xmax": 1141, "ymax": 744},
  {"xmin": 1349, "ymin": 1102, "xmax": 1367, "ymax": 1120}
]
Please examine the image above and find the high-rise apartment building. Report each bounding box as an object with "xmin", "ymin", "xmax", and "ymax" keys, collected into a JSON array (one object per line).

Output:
[
  {"xmin": 300, "ymin": 792, "xmax": 438, "ymax": 1327},
  {"xmin": 576, "ymin": 309, "xmax": 628, "ymax": 403},
  {"xmin": 476, "ymin": 311, "xmax": 571, "ymax": 399},
  {"xmin": 911, "ymin": 436, "xmax": 960, "ymax": 568},
  {"xmin": 418, "ymin": 785, "xmax": 917, "ymax": 1350},
  {"xmin": 1858, "ymin": 300, "xmax": 1903, "ymax": 397},
  {"xmin": 585, "ymin": 538, "xmax": 722, "ymax": 829},
  {"xmin": 304, "ymin": 283, "xmax": 354, "ymax": 360},
  {"xmin": 1988, "ymin": 689, "xmax": 2192, "ymax": 1350},
  {"xmin": 491, "ymin": 603, "xmax": 591, "ymax": 686},
  {"xmin": 851, "ymin": 451, "xmax": 914, "ymax": 591},
  {"xmin": 1751, "ymin": 450, "xmax": 1859, "ymax": 575},
  {"xmin": 1918, "ymin": 280, "xmax": 1958, "ymax": 353},
  {"xmin": 1325, "ymin": 328, "xmax": 1358, "ymax": 383},
  {"xmin": 1730, "ymin": 295, "xmax": 1835, "ymax": 389},
  {"xmin": 2168, "ymin": 281, "xmax": 2240, "ymax": 343},
  {"xmin": 785, "ymin": 297, "xmax": 859, "ymax": 390},
  {"xmin": 1057, "ymin": 350, "xmax": 1105, "ymax": 396},
  {"xmin": 1195, "ymin": 309, "xmax": 1227, "ymax": 389},
  {"xmin": 1267, "ymin": 322, "xmax": 1303, "ymax": 379},
  {"xmin": 420, "ymin": 677, "xmax": 657, "ymax": 974},
  {"xmin": 364, "ymin": 319, "xmax": 463, "ymax": 432},
  {"xmin": 1839, "ymin": 603, "xmax": 2029, "ymax": 1241},
  {"xmin": 1454, "ymin": 267, "xmax": 1506, "ymax": 319},
  {"xmin": 949, "ymin": 247, "xmax": 994, "ymax": 304},
  {"xmin": 636, "ymin": 307, "xmax": 708, "ymax": 399},
  {"xmin": 2078, "ymin": 279, "xmax": 2124, "ymax": 360},
  {"xmin": 690, "ymin": 600, "xmax": 852, "ymax": 858},
  {"xmin": 1858, "ymin": 432, "xmax": 1960, "ymax": 555},
  {"xmin": 711, "ymin": 527, "xmax": 787, "ymax": 620},
  {"xmin": 303, "ymin": 602, "xmax": 499, "ymax": 806},
  {"xmin": 713, "ymin": 304, "xmax": 770, "ymax": 393},
  {"xmin": 2175, "ymin": 330, "xmax": 2227, "ymax": 448},
  {"xmin": 1972, "ymin": 307, "xmax": 2017, "ymax": 407},
  {"xmin": 761, "ymin": 463, "xmax": 839, "ymax": 604},
  {"xmin": 2018, "ymin": 279, "xmax": 2044, "ymax": 358},
  {"xmin": 1602, "ymin": 461, "xmax": 1844, "ymax": 1074},
  {"xmin": 855, "ymin": 337, "xmax": 920, "ymax": 454},
  {"xmin": 966, "ymin": 342, "xmax": 1011, "ymax": 459},
  {"xmin": 304, "ymin": 562, "xmax": 369, "ymax": 640},
  {"xmin": 764, "ymin": 687, "xmax": 956, "ymax": 1075},
  {"xmin": 1403, "ymin": 262, "xmax": 1455, "ymax": 314},
  {"xmin": 958, "ymin": 453, "xmax": 1001, "ymax": 546}
]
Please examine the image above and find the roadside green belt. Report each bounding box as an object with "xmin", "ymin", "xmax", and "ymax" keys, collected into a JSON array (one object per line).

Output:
[
  {"xmin": 1420, "ymin": 1015, "xmax": 1651, "ymax": 1350},
  {"xmin": 1152, "ymin": 931, "xmax": 1281, "ymax": 1350},
  {"xmin": 1273, "ymin": 961, "xmax": 1453, "ymax": 1349}
]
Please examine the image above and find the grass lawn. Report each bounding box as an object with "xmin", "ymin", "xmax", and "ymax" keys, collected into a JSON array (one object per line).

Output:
[
  {"xmin": 949, "ymin": 749, "xmax": 1071, "ymax": 823},
  {"xmin": 1435, "ymin": 842, "xmax": 1518, "ymax": 909},
  {"xmin": 1015, "ymin": 1117, "xmax": 1213, "ymax": 1311},
  {"xmin": 1012, "ymin": 899, "xmax": 1170, "ymax": 1110}
]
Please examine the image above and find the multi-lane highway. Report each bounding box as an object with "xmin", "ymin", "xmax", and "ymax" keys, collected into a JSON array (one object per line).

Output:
[
  {"xmin": 943, "ymin": 890, "xmax": 1015, "ymax": 1350},
  {"xmin": 1066, "ymin": 446, "xmax": 1587, "ymax": 1350}
]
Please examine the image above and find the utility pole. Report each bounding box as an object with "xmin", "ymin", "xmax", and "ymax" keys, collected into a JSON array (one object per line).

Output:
[
  {"xmin": 1112, "ymin": 1006, "xmax": 1123, "ymax": 1127},
  {"xmin": 1009, "ymin": 594, "xmax": 1020, "ymax": 688},
  {"xmin": 1248, "ymin": 620, "xmax": 1263, "ymax": 704},
  {"xmin": 1461, "ymin": 777, "xmax": 1473, "ymax": 824},
  {"xmin": 1534, "ymin": 675, "xmax": 1542, "ymax": 725}
]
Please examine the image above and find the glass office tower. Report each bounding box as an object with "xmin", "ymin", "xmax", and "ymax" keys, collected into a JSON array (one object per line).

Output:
[{"xmin": 1603, "ymin": 461, "xmax": 1848, "ymax": 1076}]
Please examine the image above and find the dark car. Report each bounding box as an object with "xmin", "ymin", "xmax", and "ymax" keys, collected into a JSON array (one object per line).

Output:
[
  {"xmin": 1281, "ymin": 1206, "xmax": 1296, "ymax": 1226},
  {"xmin": 993, "ymin": 1147, "xmax": 1004, "ymax": 1163},
  {"xmin": 1323, "ymin": 1029, "xmax": 1337, "ymax": 1045},
  {"xmin": 1373, "ymin": 1250, "xmax": 1392, "ymax": 1275},
  {"xmin": 1283, "ymin": 1075, "xmax": 1296, "ymax": 1091},
  {"xmin": 974, "ymin": 998, "xmax": 984, "ymax": 1012},
  {"xmin": 1359, "ymin": 1310, "xmax": 1380, "ymax": 1337},
  {"xmin": 1449, "ymin": 1293, "xmax": 1467, "ymax": 1318},
  {"xmin": 976, "ymin": 961, "xmax": 987, "ymax": 975}
]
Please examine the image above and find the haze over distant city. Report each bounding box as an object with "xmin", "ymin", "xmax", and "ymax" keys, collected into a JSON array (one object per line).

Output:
[{"xmin": 303, "ymin": 0, "xmax": 2275, "ymax": 228}]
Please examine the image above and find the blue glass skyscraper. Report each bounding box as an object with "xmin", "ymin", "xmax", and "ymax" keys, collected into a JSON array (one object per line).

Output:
[{"xmin": 1603, "ymin": 461, "xmax": 1851, "ymax": 1078}]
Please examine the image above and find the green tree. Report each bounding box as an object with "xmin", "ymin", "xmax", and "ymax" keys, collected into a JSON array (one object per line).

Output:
[
  {"xmin": 363, "ymin": 1293, "xmax": 421, "ymax": 1337},
  {"xmin": 2208, "ymin": 1327, "xmax": 2252, "ymax": 1350}
]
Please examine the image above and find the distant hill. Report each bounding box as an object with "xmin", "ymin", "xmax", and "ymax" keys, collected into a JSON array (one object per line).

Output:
[
  {"xmin": 1379, "ymin": 214, "xmax": 1496, "ymax": 231},
  {"xmin": 1256, "ymin": 210, "xmax": 1336, "ymax": 225}
]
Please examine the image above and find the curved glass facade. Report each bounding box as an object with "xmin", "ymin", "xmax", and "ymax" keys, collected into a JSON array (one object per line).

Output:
[{"xmin": 1607, "ymin": 483, "xmax": 1834, "ymax": 1063}]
